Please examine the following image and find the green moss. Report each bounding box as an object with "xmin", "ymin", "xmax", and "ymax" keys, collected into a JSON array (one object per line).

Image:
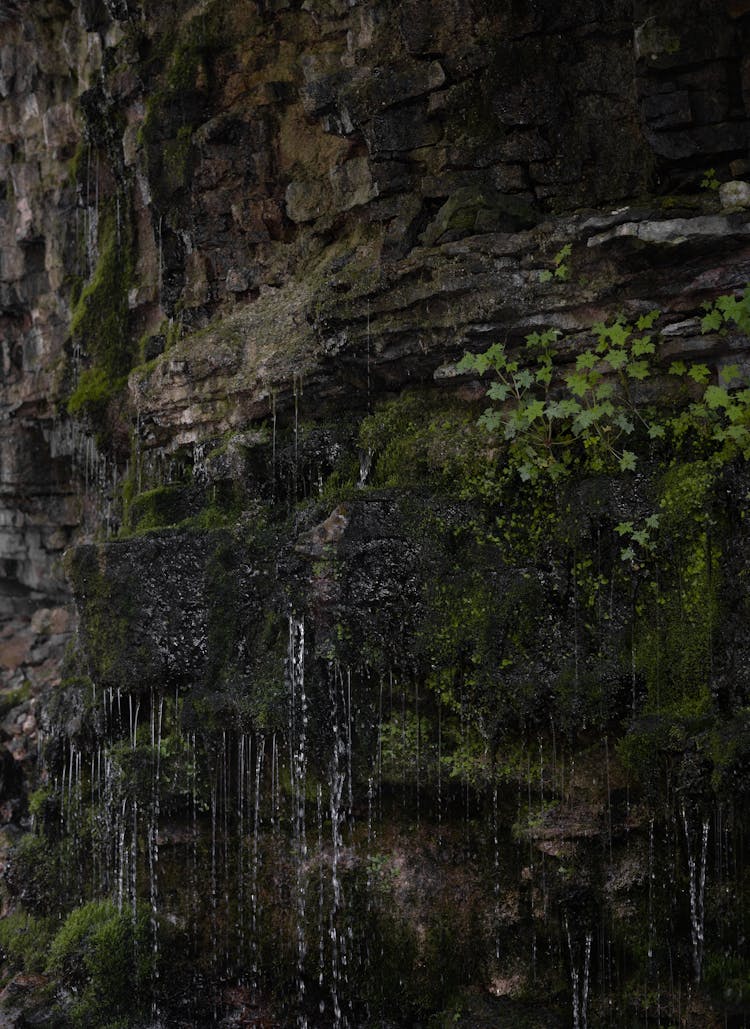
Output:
[
  {"xmin": 66, "ymin": 140, "xmax": 87, "ymax": 188},
  {"xmin": 358, "ymin": 390, "xmax": 492, "ymax": 497},
  {"xmin": 204, "ymin": 535, "xmax": 241, "ymax": 684},
  {"xmin": 633, "ymin": 461, "xmax": 720, "ymax": 715},
  {"xmin": 120, "ymin": 480, "xmax": 249, "ymax": 537},
  {"xmin": 5, "ymin": 833, "xmax": 61, "ymax": 915},
  {"xmin": 27, "ymin": 786, "xmax": 52, "ymax": 822},
  {"xmin": 126, "ymin": 484, "xmax": 189, "ymax": 534},
  {"xmin": 64, "ymin": 545, "xmax": 134, "ymax": 686},
  {"xmin": 67, "ymin": 366, "xmax": 127, "ymax": 422},
  {"xmin": 69, "ymin": 210, "xmax": 134, "ymax": 381},
  {"xmin": 162, "ymin": 124, "xmax": 194, "ymax": 194},
  {"xmin": 165, "ymin": 3, "xmax": 227, "ymax": 92},
  {"xmin": 0, "ymin": 912, "xmax": 55, "ymax": 974},
  {"xmin": 67, "ymin": 205, "xmax": 135, "ymax": 435},
  {"xmin": 47, "ymin": 901, "xmax": 151, "ymax": 1028}
]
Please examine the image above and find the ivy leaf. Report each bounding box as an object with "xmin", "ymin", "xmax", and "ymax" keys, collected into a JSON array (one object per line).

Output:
[
  {"xmin": 605, "ymin": 349, "xmax": 628, "ymax": 371},
  {"xmin": 619, "ymin": 450, "xmax": 637, "ymax": 472},
  {"xmin": 716, "ymin": 295, "xmax": 742, "ymax": 322},
  {"xmin": 631, "ymin": 337, "xmax": 656, "ymax": 357},
  {"xmin": 721, "ymin": 363, "xmax": 741, "ymax": 383},
  {"xmin": 478, "ymin": 409, "xmax": 502, "ymax": 432},
  {"xmin": 525, "ymin": 399, "xmax": 546, "ymax": 421},
  {"xmin": 726, "ymin": 424, "xmax": 750, "ymax": 444},
  {"xmin": 558, "ymin": 398, "xmax": 582, "ymax": 417},
  {"xmin": 669, "ymin": 360, "xmax": 687, "ymax": 376},
  {"xmin": 487, "ymin": 382, "xmax": 512, "ymax": 402},
  {"xmin": 648, "ymin": 423, "xmax": 666, "ymax": 439},
  {"xmin": 515, "ymin": 369, "xmax": 533, "ymax": 390},
  {"xmin": 615, "ymin": 521, "xmax": 633, "ymax": 536},
  {"xmin": 554, "ymin": 264, "xmax": 570, "ymax": 281},
  {"xmin": 615, "ymin": 414, "xmax": 634, "ymax": 434},
  {"xmin": 539, "ymin": 270, "xmax": 553, "ymax": 283},
  {"xmin": 645, "ymin": 514, "xmax": 661, "ymax": 530},
  {"xmin": 457, "ymin": 351, "xmax": 478, "ymax": 373},
  {"xmin": 632, "ymin": 529, "xmax": 650, "ymax": 547},
  {"xmin": 484, "ymin": 342, "xmax": 507, "ymax": 371},
  {"xmin": 606, "ymin": 323, "xmax": 630, "ymax": 348},
  {"xmin": 636, "ymin": 310, "xmax": 660, "ymax": 331},
  {"xmin": 704, "ymin": 384, "xmax": 731, "ymax": 410},
  {"xmin": 621, "ymin": 547, "xmax": 636, "ymax": 563},
  {"xmin": 626, "ymin": 360, "xmax": 650, "ymax": 381},
  {"xmin": 518, "ymin": 462, "xmax": 536, "ymax": 482},
  {"xmin": 700, "ymin": 308, "xmax": 723, "ymax": 333},
  {"xmin": 566, "ymin": 373, "xmax": 591, "ymax": 398},
  {"xmin": 576, "ymin": 351, "xmax": 597, "ymax": 370},
  {"xmin": 688, "ymin": 363, "xmax": 710, "ymax": 384},
  {"xmin": 555, "ymin": 243, "xmax": 572, "ymax": 264},
  {"xmin": 573, "ymin": 408, "xmax": 599, "ymax": 433}
]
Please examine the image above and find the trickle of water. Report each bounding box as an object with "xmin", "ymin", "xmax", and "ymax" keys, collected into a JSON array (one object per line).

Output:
[
  {"xmin": 328, "ymin": 664, "xmax": 347, "ymax": 1029},
  {"xmin": 346, "ymin": 668, "xmax": 354, "ymax": 825},
  {"xmin": 356, "ymin": 449, "xmax": 372, "ymax": 489},
  {"xmin": 315, "ymin": 783, "xmax": 324, "ymax": 992},
  {"xmin": 493, "ymin": 786, "xmax": 500, "ymax": 961},
  {"xmin": 157, "ymin": 214, "xmax": 164, "ymax": 305},
  {"xmin": 288, "ymin": 615, "xmax": 309, "ymax": 1024},
  {"xmin": 682, "ymin": 804, "xmax": 710, "ymax": 982},
  {"xmin": 648, "ymin": 817, "xmax": 655, "ymax": 967},
  {"xmin": 251, "ymin": 735, "xmax": 265, "ymax": 1001}
]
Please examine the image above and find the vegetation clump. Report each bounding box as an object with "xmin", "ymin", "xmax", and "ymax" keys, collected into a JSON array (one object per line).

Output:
[
  {"xmin": 458, "ymin": 303, "xmax": 750, "ymax": 484},
  {"xmin": 46, "ymin": 901, "xmax": 151, "ymax": 1028},
  {"xmin": 66, "ymin": 207, "xmax": 135, "ymax": 436}
]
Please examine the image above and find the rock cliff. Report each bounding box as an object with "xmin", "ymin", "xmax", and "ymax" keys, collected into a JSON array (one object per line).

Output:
[{"xmin": 2, "ymin": 1, "xmax": 750, "ymax": 1026}]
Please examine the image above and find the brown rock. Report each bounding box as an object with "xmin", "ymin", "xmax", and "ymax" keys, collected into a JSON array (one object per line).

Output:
[{"xmin": 0, "ymin": 636, "xmax": 29, "ymax": 671}]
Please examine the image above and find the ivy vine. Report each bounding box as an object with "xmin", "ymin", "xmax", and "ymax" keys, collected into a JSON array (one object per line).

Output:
[{"xmin": 458, "ymin": 289, "xmax": 750, "ymax": 486}]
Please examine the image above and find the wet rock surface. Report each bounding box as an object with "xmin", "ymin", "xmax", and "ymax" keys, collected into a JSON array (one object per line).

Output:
[{"xmin": 2, "ymin": 0, "xmax": 750, "ymax": 1026}]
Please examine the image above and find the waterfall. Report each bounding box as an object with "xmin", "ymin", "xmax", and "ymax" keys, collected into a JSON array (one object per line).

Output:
[
  {"xmin": 565, "ymin": 917, "xmax": 593, "ymax": 1029},
  {"xmin": 288, "ymin": 614, "xmax": 309, "ymax": 1025},
  {"xmin": 682, "ymin": 805, "xmax": 709, "ymax": 983},
  {"xmin": 328, "ymin": 662, "xmax": 348, "ymax": 1029}
]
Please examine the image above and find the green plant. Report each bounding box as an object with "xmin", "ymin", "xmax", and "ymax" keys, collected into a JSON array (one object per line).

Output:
[
  {"xmin": 700, "ymin": 284, "xmax": 750, "ymax": 333},
  {"xmin": 615, "ymin": 514, "xmax": 660, "ymax": 566},
  {"xmin": 459, "ymin": 300, "xmax": 750, "ymax": 483},
  {"xmin": 700, "ymin": 167, "xmax": 720, "ymax": 191},
  {"xmin": 457, "ymin": 313, "xmax": 661, "ymax": 482},
  {"xmin": 539, "ymin": 242, "xmax": 572, "ymax": 283}
]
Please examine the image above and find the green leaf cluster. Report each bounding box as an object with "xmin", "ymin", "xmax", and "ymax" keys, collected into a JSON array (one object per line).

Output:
[
  {"xmin": 457, "ymin": 315, "xmax": 663, "ymax": 482},
  {"xmin": 459, "ymin": 298, "xmax": 750, "ymax": 486},
  {"xmin": 700, "ymin": 285, "xmax": 750, "ymax": 335},
  {"xmin": 539, "ymin": 242, "xmax": 572, "ymax": 283},
  {"xmin": 700, "ymin": 167, "xmax": 720, "ymax": 192}
]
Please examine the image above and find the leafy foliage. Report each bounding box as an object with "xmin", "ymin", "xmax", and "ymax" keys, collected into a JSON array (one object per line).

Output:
[
  {"xmin": 539, "ymin": 242, "xmax": 572, "ymax": 283},
  {"xmin": 458, "ymin": 302, "xmax": 750, "ymax": 484},
  {"xmin": 700, "ymin": 167, "xmax": 720, "ymax": 192},
  {"xmin": 457, "ymin": 316, "xmax": 661, "ymax": 481}
]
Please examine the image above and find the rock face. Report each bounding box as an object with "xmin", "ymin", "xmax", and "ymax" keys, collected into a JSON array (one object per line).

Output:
[{"xmin": 3, "ymin": 1, "xmax": 750, "ymax": 1027}]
